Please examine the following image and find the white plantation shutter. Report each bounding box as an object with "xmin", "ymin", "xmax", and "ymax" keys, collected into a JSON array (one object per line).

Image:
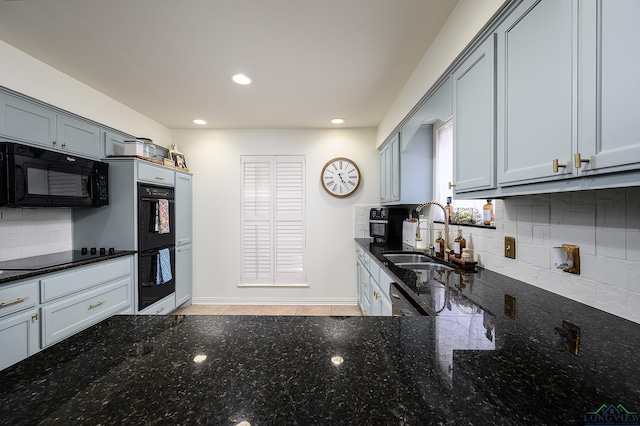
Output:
[{"xmin": 241, "ymin": 156, "xmax": 305, "ymax": 285}]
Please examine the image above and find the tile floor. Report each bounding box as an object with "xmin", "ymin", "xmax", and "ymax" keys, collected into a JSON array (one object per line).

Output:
[{"xmin": 174, "ymin": 304, "xmax": 363, "ymax": 316}]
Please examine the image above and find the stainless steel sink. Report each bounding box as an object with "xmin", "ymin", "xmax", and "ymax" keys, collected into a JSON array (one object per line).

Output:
[
  {"xmin": 394, "ymin": 262, "xmax": 454, "ymax": 271},
  {"xmin": 383, "ymin": 253, "xmax": 433, "ymax": 263}
]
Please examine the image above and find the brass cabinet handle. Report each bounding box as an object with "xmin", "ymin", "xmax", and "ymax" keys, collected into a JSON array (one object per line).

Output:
[
  {"xmin": 155, "ymin": 176, "xmax": 166, "ymax": 180},
  {"xmin": 61, "ymin": 142, "xmax": 66, "ymax": 148},
  {"xmin": 448, "ymin": 181, "xmax": 455, "ymax": 190},
  {"xmin": 53, "ymin": 140, "xmax": 58, "ymax": 146},
  {"xmin": 32, "ymin": 313, "xmax": 39, "ymax": 321},
  {"xmin": 157, "ymin": 307, "xmax": 166, "ymax": 314},
  {"xmin": 552, "ymin": 159, "xmax": 567, "ymax": 173},
  {"xmin": 574, "ymin": 153, "xmax": 590, "ymax": 169},
  {"xmin": 89, "ymin": 300, "xmax": 106, "ymax": 309},
  {"xmin": 0, "ymin": 296, "xmax": 29, "ymax": 308}
]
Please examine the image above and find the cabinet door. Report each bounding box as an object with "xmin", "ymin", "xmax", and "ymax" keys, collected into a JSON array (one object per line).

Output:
[
  {"xmin": 0, "ymin": 92, "xmax": 56, "ymax": 147},
  {"xmin": 379, "ymin": 148, "xmax": 389, "ymax": 203},
  {"xmin": 56, "ymin": 114, "xmax": 101, "ymax": 159},
  {"xmin": 175, "ymin": 172, "xmax": 193, "ymax": 245},
  {"xmin": 452, "ymin": 35, "xmax": 496, "ymax": 193},
  {"xmin": 103, "ymin": 130, "xmax": 131, "ymax": 158},
  {"xmin": 578, "ymin": 0, "xmax": 640, "ymax": 175},
  {"xmin": 356, "ymin": 259, "xmax": 370, "ymax": 316},
  {"xmin": 379, "ymin": 133, "xmax": 400, "ymax": 204},
  {"xmin": 496, "ymin": 0, "xmax": 574, "ymax": 185},
  {"xmin": 390, "ymin": 135, "xmax": 400, "ymax": 202},
  {"xmin": 0, "ymin": 309, "xmax": 40, "ymax": 370},
  {"xmin": 175, "ymin": 244, "xmax": 192, "ymax": 307}
]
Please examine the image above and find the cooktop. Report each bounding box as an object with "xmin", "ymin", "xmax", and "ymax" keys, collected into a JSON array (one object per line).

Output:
[{"xmin": 0, "ymin": 249, "xmax": 123, "ymax": 271}]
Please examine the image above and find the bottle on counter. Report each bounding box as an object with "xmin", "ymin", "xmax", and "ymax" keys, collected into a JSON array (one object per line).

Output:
[
  {"xmin": 483, "ymin": 199, "xmax": 495, "ymax": 225},
  {"xmin": 454, "ymin": 228, "xmax": 466, "ymax": 259},
  {"xmin": 434, "ymin": 231, "xmax": 445, "ymax": 258},
  {"xmin": 445, "ymin": 197, "xmax": 454, "ymax": 223}
]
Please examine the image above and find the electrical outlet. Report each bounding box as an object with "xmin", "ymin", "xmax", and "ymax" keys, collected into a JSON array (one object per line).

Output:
[{"xmin": 505, "ymin": 236, "xmax": 516, "ymax": 259}]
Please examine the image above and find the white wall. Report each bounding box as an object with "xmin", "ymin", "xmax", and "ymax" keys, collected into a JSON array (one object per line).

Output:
[
  {"xmin": 377, "ymin": 0, "xmax": 506, "ymax": 147},
  {"xmin": 171, "ymin": 128, "xmax": 379, "ymax": 305},
  {"xmin": 0, "ymin": 41, "xmax": 171, "ymax": 144}
]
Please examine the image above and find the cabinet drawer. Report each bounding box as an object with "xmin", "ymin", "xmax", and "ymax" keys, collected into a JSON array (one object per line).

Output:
[
  {"xmin": 41, "ymin": 257, "xmax": 131, "ymax": 303},
  {"xmin": 0, "ymin": 280, "xmax": 38, "ymax": 318},
  {"xmin": 138, "ymin": 293, "xmax": 176, "ymax": 315},
  {"xmin": 41, "ymin": 278, "xmax": 131, "ymax": 347},
  {"xmin": 138, "ymin": 162, "xmax": 175, "ymax": 185}
]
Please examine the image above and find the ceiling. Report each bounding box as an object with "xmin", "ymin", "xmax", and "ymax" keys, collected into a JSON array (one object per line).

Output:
[{"xmin": 0, "ymin": 0, "xmax": 459, "ymax": 130}]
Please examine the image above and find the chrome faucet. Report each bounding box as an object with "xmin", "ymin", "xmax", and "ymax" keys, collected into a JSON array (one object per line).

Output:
[{"xmin": 416, "ymin": 201, "xmax": 450, "ymax": 260}]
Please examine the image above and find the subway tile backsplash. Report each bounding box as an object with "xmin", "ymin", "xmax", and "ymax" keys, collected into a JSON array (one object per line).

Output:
[
  {"xmin": 353, "ymin": 204, "xmax": 378, "ymax": 239},
  {"xmin": 0, "ymin": 208, "xmax": 73, "ymax": 262},
  {"xmin": 458, "ymin": 188, "xmax": 640, "ymax": 324}
]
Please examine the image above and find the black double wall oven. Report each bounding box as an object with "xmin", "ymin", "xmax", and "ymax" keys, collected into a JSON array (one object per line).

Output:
[{"xmin": 137, "ymin": 183, "xmax": 175, "ymax": 310}]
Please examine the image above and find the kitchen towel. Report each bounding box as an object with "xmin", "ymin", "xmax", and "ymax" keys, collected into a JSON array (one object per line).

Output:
[
  {"xmin": 156, "ymin": 248, "xmax": 172, "ymax": 285},
  {"xmin": 157, "ymin": 199, "xmax": 170, "ymax": 234}
]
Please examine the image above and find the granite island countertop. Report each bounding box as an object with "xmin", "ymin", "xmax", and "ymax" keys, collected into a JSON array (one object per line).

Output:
[{"xmin": 1, "ymin": 242, "xmax": 640, "ymax": 425}]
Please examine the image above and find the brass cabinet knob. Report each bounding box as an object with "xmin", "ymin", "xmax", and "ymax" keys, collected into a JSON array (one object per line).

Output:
[
  {"xmin": 552, "ymin": 159, "xmax": 567, "ymax": 173},
  {"xmin": 574, "ymin": 153, "xmax": 590, "ymax": 169},
  {"xmin": 448, "ymin": 181, "xmax": 455, "ymax": 190}
]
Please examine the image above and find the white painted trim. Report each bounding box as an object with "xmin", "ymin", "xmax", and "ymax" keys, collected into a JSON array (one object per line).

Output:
[{"xmin": 192, "ymin": 297, "xmax": 358, "ymax": 306}]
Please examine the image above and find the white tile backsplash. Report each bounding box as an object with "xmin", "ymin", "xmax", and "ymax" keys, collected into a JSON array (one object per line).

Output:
[
  {"xmin": 0, "ymin": 208, "xmax": 73, "ymax": 261},
  {"xmin": 353, "ymin": 204, "xmax": 378, "ymax": 239}
]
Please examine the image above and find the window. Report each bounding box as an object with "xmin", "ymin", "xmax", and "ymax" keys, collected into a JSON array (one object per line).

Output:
[
  {"xmin": 434, "ymin": 121, "xmax": 486, "ymax": 223},
  {"xmin": 240, "ymin": 156, "xmax": 306, "ymax": 285}
]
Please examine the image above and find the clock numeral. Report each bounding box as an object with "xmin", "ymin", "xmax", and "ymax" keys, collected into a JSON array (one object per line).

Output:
[
  {"xmin": 332, "ymin": 184, "xmax": 338, "ymax": 192},
  {"xmin": 332, "ymin": 163, "xmax": 338, "ymax": 170},
  {"xmin": 347, "ymin": 180, "xmax": 355, "ymax": 187}
]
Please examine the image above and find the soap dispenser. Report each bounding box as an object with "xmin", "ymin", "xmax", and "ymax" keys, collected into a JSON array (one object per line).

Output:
[
  {"xmin": 435, "ymin": 231, "xmax": 445, "ymax": 258},
  {"xmin": 454, "ymin": 228, "xmax": 466, "ymax": 259}
]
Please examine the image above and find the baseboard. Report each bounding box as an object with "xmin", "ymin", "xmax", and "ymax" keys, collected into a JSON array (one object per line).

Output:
[{"xmin": 192, "ymin": 296, "xmax": 358, "ymax": 306}]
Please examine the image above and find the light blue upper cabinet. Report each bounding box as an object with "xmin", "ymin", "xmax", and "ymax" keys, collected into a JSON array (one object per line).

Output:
[
  {"xmin": 0, "ymin": 89, "xmax": 101, "ymax": 159},
  {"xmin": 577, "ymin": 0, "xmax": 640, "ymax": 176},
  {"xmin": 379, "ymin": 132, "xmax": 399, "ymax": 203},
  {"xmin": 56, "ymin": 114, "xmax": 101, "ymax": 159},
  {"xmin": 400, "ymin": 77, "xmax": 452, "ymax": 152},
  {"xmin": 496, "ymin": 0, "xmax": 574, "ymax": 186},
  {"xmin": 0, "ymin": 92, "xmax": 57, "ymax": 146},
  {"xmin": 452, "ymin": 35, "xmax": 496, "ymax": 193}
]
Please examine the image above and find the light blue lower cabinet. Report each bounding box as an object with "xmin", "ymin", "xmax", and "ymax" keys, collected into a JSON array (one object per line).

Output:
[
  {"xmin": 175, "ymin": 244, "xmax": 192, "ymax": 308},
  {"xmin": 355, "ymin": 245, "xmax": 392, "ymax": 317},
  {"xmin": 138, "ymin": 293, "xmax": 176, "ymax": 316},
  {"xmin": 41, "ymin": 278, "xmax": 131, "ymax": 347},
  {"xmin": 0, "ymin": 308, "xmax": 40, "ymax": 371}
]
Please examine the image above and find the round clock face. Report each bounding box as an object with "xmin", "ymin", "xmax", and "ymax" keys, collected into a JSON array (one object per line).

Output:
[{"xmin": 321, "ymin": 157, "xmax": 361, "ymax": 198}]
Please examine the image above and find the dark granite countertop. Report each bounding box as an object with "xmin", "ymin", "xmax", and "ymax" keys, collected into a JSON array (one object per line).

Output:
[
  {"xmin": 1, "ymin": 241, "xmax": 639, "ymax": 425},
  {"xmin": 0, "ymin": 251, "xmax": 137, "ymax": 285}
]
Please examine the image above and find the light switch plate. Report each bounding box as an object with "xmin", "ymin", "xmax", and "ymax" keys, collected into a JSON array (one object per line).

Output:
[{"xmin": 505, "ymin": 236, "xmax": 516, "ymax": 259}]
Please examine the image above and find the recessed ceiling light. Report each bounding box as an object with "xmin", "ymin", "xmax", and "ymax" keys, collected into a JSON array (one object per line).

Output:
[
  {"xmin": 330, "ymin": 118, "xmax": 345, "ymax": 124},
  {"xmin": 193, "ymin": 119, "xmax": 207, "ymax": 125},
  {"xmin": 231, "ymin": 73, "xmax": 252, "ymax": 85}
]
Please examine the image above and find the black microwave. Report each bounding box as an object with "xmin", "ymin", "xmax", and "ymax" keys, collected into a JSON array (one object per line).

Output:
[{"xmin": 0, "ymin": 141, "xmax": 109, "ymax": 207}]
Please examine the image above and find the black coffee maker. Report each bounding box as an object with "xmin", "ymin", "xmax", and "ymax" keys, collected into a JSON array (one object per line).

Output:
[{"xmin": 369, "ymin": 207, "xmax": 408, "ymax": 243}]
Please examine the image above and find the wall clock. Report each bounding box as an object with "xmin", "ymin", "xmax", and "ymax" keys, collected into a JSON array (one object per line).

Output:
[{"xmin": 321, "ymin": 157, "xmax": 361, "ymax": 198}]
